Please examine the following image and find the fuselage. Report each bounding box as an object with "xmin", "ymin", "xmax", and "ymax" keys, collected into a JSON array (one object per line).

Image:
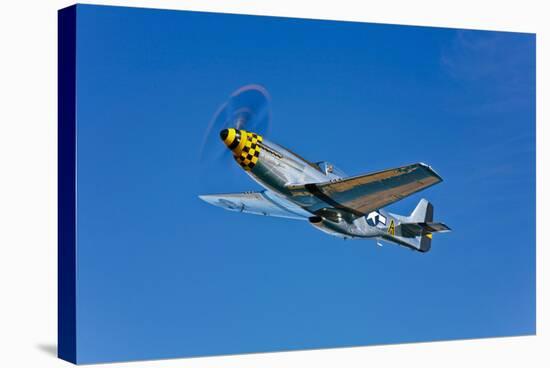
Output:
[{"xmin": 219, "ymin": 128, "xmax": 400, "ymax": 241}]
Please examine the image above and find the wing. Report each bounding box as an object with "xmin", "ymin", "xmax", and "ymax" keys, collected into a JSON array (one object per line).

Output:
[
  {"xmin": 198, "ymin": 190, "xmax": 311, "ymax": 220},
  {"xmin": 287, "ymin": 163, "xmax": 442, "ymax": 217}
]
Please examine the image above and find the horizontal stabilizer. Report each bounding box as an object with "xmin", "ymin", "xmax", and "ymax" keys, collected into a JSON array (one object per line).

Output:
[{"xmin": 399, "ymin": 222, "xmax": 451, "ymax": 237}]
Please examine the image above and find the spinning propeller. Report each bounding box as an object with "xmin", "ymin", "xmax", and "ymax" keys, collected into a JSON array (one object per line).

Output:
[{"xmin": 200, "ymin": 84, "xmax": 272, "ymax": 164}]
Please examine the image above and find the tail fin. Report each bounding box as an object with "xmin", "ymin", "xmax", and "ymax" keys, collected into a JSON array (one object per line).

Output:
[
  {"xmin": 395, "ymin": 199, "xmax": 450, "ymax": 252},
  {"xmin": 409, "ymin": 198, "xmax": 433, "ymax": 223},
  {"xmin": 409, "ymin": 199, "xmax": 434, "ymax": 252}
]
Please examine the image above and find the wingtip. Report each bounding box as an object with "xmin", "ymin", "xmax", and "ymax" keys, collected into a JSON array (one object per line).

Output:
[
  {"xmin": 198, "ymin": 194, "xmax": 221, "ymax": 207},
  {"xmin": 418, "ymin": 162, "xmax": 443, "ymax": 182}
]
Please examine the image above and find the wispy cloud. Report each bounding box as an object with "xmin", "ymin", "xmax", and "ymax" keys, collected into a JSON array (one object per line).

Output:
[{"xmin": 440, "ymin": 30, "xmax": 535, "ymax": 112}]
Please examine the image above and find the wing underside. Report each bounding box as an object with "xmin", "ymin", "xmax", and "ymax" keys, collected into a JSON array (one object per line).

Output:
[
  {"xmin": 199, "ymin": 190, "xmax": 310, "ymax": 220},
  {"xmin": 287, "ymin": 163, "xmax": 442, "ymax": 217}
]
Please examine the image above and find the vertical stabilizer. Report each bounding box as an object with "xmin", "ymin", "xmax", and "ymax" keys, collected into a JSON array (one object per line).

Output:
[
  {"xmin": 410, "ymin": 199, "xmax": 433, "ymax": 252},
  {"xmin": 409, "ymin": 198, "xmax": 434, "ymax": 223}
]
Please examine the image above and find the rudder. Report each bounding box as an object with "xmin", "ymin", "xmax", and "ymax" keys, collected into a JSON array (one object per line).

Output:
[{"xmin": 408, "ymin": 199, "xmax": 434, "ymax": 252}]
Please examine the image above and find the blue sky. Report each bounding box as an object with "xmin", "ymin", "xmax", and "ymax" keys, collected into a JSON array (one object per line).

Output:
[{"xmin": 74, "ymin": 5, "xmax": 536, "ymax": 364}]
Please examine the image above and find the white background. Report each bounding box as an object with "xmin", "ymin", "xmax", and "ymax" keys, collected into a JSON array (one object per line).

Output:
[{"xmin": 0, "ymin": 0, "xmax": 547, "ymax": 366}]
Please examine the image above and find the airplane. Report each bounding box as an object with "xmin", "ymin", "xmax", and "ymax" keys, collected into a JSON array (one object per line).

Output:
[{"xmin": 199, "ymin": 128, "xmax": 450, "ymax": 253}]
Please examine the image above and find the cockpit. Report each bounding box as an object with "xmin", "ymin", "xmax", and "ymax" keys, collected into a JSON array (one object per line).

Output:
[{"xmin": 315, "ymin": 161, "xmax": 347, "ymax": 178}]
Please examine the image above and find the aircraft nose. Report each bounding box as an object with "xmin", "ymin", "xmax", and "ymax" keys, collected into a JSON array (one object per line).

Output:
[
  {"xmin": 220, "ymin": 128, "xmax": 241, "ymax": 150},
  {"xmin": 219, "ymin": 128, "xmax": 263, "ymax": 171},
  {"xmin": 219, "ymin": 129, "xmax": 229, "ymax": 141}
]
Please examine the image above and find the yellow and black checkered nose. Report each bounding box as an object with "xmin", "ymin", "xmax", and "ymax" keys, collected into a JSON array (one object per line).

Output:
[{"xmin": 219, "ymin": 128, "xmax": 263, "ymax": 171}]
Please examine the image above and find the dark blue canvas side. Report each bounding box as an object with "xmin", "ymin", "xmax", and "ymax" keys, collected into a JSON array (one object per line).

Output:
[{"xmin": 58, "ymin": 4, "xmax": 77, "ymax": 364}]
